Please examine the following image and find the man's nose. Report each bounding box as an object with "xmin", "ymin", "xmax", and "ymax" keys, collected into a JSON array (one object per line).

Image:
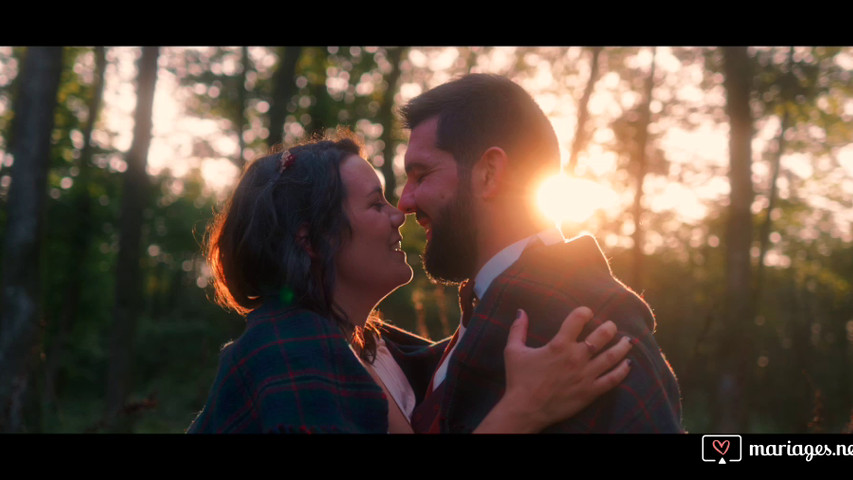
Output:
[{"xmin": 397, "ymin": 183, "xmax": 415, "ymax": 214}]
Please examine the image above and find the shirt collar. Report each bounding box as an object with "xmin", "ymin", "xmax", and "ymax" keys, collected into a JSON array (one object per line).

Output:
[{"xmin": 472, "ymin": 228, "xmax": 565, "ymax": 300}]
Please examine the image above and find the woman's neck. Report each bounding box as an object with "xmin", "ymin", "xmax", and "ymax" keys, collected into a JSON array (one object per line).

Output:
[{"xmin": 332, "ymin": 285, "xmax": 380, "ymax": 330}]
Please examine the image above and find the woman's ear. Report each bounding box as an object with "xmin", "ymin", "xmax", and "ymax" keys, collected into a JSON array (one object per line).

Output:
[{"xmin": 296, "ymin": 224, "xmax": 317, "ymax": 258}]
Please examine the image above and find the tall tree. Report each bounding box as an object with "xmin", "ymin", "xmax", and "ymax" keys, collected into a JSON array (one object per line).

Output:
[
  {"xmin": 267, "ymin": 46, "xmax": 302, "ymax": 149},
  {"xmin": 44, "ymin": 47, "xmax": 108, "ymax": 411},
  {"xmin": 235, "ymin": 46, "xmax": 250, "ymax": 169},
  {"xmin": 718, "ymin": 46, "xmax": 755, "ymax": 432},
  {"xmin": 630, "ymin": 48, "xmax": 657, "ymax": 291},
  {"xmin": 567, "ymin": 47, "xmax": 602, "ymax": 175},
  {"xmin": 378, "ymin": 47, "xmax": 405, "ymax": 204},
  {"xmin": 0, "ymin": 47, "xmax": 64, "ymax": 432},
  {"xmin": 754, "ymin": 47, "xmax": 794, "ymax": 308},
  {"xmin": 104, "ymin": 47, "xmax": 159, "ymax": 431}
]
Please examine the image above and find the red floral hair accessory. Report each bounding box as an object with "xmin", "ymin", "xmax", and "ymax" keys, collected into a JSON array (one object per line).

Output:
[{"xmin": 279, "ymin": 151, "xmax": 296, "ymax": 173}]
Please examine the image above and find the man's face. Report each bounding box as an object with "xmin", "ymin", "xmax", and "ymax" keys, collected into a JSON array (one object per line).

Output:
[{"xmin": 398, "ymin": 117, "xmax": 478, "ymax": 284}]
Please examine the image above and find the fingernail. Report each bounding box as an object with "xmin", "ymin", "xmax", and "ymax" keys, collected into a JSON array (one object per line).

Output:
[
  {"xmin": 516, "ymin": 309, "xmax": 523, "ymax": 319},
  {"xmin": 627, "ymin": 359, "xmax": 633, "ymax": 367}
]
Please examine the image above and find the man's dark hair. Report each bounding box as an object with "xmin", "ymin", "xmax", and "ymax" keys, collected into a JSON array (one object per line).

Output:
[{"xmin": 400, "ymin": 73, "xmax": 561, "ymax": 188}]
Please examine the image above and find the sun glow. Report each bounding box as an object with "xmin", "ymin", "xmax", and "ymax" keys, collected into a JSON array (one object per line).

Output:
[{"xmin": 536, "ymin": 174, "xmax": 620, "ymax": 225}]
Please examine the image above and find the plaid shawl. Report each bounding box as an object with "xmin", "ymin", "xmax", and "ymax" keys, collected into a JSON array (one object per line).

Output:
[
  {"xmin": 436, "ymin": 234, "xmax": 683, "ymax": 433},
  {"xmin": 188, "ymin": 299, "xmax": 446, "ymax": 434},
  {"xmin": 188, "ymin": 302, "xmax": 382, "ymax": 433}
]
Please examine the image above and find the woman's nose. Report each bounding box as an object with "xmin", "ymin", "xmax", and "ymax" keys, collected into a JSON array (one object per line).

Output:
[{"xmin": 390, "ymin": 207, "xmax": 405, "ymax": 228}]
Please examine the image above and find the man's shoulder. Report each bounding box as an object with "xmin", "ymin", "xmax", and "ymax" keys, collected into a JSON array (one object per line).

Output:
[
  {"xmin": 526, "ymin": 233, "xmax": 613, "ymax": 279},
  {"xmin": 508, "ymin": 236, "xmax": 683, "ymax": 432},
  {"xmin": 489, "ymin": 234, "xmax": 651, "ymax": 329},
  {"xmin": 447, "ymin": 235, "xmax": 682, "ymax": 433}
]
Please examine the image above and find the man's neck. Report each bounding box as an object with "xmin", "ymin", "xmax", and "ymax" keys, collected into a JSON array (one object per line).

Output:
[
  {"xmin": 472, "ymin": 230, "xmax": 536, "ymax": 276},
  {"xmin": 473, "ymin": 217, "xmax": 538, "ymax": 280}
]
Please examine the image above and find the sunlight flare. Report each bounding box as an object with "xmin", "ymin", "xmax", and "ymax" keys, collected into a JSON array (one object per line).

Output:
[{"xmin": 536, "ymin": 174, "xmax": 619, "ymax": 225}]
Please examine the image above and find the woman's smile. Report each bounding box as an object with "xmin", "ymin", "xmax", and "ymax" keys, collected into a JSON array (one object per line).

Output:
[{"xmin": 334, "ymin": 155, "xmax": 413, "ymax": 303}]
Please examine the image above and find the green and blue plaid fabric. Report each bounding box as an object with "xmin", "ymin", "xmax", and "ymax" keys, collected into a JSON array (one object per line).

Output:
[{"xmin": 188, "ymin": 302, "xmax": 389, "ymax": 433}]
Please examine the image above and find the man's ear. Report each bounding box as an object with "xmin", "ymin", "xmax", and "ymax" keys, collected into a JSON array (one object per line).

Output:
[
  {"xmin": 472, "ymin": 147, "xmax": 509, "ymax": 199},
  {"xmin": 296, "ymin": 224, "xmax": 317, "ymax": 258}
]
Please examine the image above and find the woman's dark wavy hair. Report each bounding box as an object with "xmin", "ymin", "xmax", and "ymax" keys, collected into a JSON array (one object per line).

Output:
[{"xmin": 205, "ymin": 131, "xmax": 380, "ymax": 359}]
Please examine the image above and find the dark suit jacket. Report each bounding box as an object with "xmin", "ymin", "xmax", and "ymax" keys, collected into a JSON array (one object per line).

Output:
[
  {"xmin": 187, "ymin": 299, "xmax": 445, "ymax": 433},
  {"xmin": 435, "ymin": 234, "xmax": 683, "ymax": 433}
]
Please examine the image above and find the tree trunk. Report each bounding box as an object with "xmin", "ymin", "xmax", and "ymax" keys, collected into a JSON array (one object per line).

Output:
[
  {"xmin": 305, "ymin": 48, "xmax": 333, "ymax": 137},
  {"xmin": 104, "ymin": 47, "xmax": 159, "ymax": 431},
  {"xmin": 567, "ymin": 47, "xmax": 602, "ymax": 175},
  {"xmin": 0, "ymin": 47, "xmax": 64, "ymax": 433},
  {"xmin": 44, "ymin": 47, "xmax": 108, "ymax": 412},
  {"xmin": 378, "ymin": 47, "xmax": 405, "ymax": 204},
  {"xmin": 718, "ymin": 46, "xmax": 755, "ymax": 432},
  {"xmin": 754, "ymin": 47, "xmax": 794, "ymax": 309},
  {"xmin": 267, "ymin": 46, "xmax": 302, "ymax": 149},
  {"xmin": 235, "ymin": 46, "xmax": 249, "ymax": 169},
  {"xmin": 631, "ymin": 47, "xmax": 656, "ymax": 292}
]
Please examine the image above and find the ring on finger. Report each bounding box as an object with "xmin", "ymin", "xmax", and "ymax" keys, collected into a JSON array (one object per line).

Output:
[{"xmin": 583, "ymin": 340, "xmax": 597, "ymax": 355}]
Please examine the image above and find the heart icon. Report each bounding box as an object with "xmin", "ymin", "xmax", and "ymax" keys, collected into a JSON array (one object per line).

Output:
[{"xmin": 713, "ymin": 439, "xmax": 730, "ymax": 456}]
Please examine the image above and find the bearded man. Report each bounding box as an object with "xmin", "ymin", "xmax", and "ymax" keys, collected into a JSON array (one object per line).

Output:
[{"xmin": 397, "ymin": 74, "xmax": 683, "ymax": 433}]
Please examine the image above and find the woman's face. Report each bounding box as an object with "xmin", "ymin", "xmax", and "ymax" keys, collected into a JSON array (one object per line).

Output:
[{"xmin": 334, "ymin": 155, "xmax": 413, "ymax": 304}]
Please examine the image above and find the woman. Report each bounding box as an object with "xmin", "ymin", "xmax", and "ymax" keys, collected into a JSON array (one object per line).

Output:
[{"xmin": 188, "ymin": 132, "xmax": 632, "ymax": 433}]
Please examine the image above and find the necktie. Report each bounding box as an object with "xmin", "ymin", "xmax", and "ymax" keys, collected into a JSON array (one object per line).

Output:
[
  {"xmin": 425, "ymin": 279, "xmax": 476, "ymax": 393},
  {"xmin": 411, "ymin": 279, "xmax": 476, "ymax": 433},
  {"xmin": 458, "ymin": 279, "xmax": 476, "ymax": 327}
]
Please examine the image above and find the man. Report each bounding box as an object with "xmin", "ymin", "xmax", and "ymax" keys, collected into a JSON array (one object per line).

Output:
[{"xmin": 397, "ymin": 74, "xmax": 683, "ymax": 433}]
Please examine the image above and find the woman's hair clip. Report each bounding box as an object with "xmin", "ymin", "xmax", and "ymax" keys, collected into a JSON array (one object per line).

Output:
[{"xmin": 279, "ymin": 151, "xmax": 296, "ymax": 173}]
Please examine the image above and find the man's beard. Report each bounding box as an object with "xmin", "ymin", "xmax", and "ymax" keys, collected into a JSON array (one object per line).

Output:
[{"xmin": 421, "ymin": 186, "xmax": 478, "ymax": 285}]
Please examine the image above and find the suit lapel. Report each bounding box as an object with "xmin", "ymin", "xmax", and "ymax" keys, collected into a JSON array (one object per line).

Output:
[{"xmin": 439, "ymin": 235, "xmax": 614, "ymax": 430}]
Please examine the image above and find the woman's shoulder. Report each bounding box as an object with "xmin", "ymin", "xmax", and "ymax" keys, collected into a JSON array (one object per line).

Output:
[
  {"xmin": 225, "ymin": 303, "xmax": 350, "ymax": 368},
  {"xmin": 246, "ymin": 302, "xmax": 340, "ymax": 337},
  {"xmin": 190, "ymin": 303, "xmax": 384, "ymax": 433}
]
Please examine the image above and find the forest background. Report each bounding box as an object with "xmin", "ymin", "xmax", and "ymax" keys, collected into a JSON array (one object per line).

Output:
[{"xmin": 0, "ymin": 46, "xmax": 851, "ymax": 434}]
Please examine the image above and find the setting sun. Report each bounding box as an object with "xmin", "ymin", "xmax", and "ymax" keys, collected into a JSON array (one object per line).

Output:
[{"xmin": 536, "ymin": 173, "xmax": 620, "ymax": 225}]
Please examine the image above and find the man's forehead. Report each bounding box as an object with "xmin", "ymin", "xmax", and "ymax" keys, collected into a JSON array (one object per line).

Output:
[
  {"xmin": 407, "ymin": 117, "xmax": 439, "ymax": 150},
  {"xmin": 404, "ymin": 118, "xmax": 450, "ymax": 172}
]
